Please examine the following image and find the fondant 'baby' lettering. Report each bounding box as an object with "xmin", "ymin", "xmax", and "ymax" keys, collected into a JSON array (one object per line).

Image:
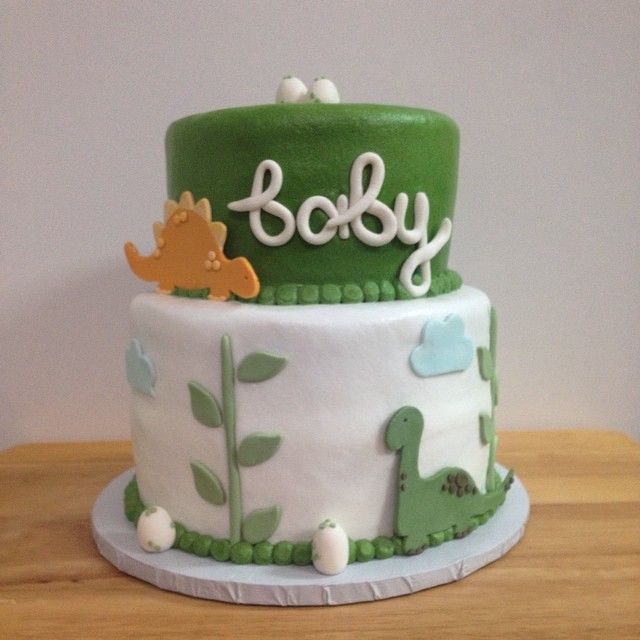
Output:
[{"xmin": 228, "ymin": 152, "xmax": 452, "ymax": 297}]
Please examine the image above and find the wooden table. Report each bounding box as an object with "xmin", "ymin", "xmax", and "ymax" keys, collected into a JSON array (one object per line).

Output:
[{"xmin": 1, "ymin": 431, "xmax": 638, "ymax": 639}]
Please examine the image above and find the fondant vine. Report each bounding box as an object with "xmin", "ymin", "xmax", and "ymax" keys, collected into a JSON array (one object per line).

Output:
[
  {"xmin": 188, "ymin": 336, "xmax": 286, "ymax": 544},
  {"xmin": 477, "ymin": 307, "xmax": 499, "ymax": 490}
]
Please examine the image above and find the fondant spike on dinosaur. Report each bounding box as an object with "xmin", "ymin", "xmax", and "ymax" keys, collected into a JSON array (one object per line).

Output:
[
  {"xmin": 385, "ymin": 406, "xmax": 514, "ymax": 554},
  {"xmin": 124, "ymin": 192, "xmax": 260, "ymax": 301}
]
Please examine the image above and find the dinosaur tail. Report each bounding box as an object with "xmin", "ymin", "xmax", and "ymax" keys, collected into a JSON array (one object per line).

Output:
[
  {"xmin": 481, "ymin": 469, "xmax": 515, "ymax": 515},
  {"xmin": 124, "ymin": 242, "xmax": 158, "ymax": 283}
]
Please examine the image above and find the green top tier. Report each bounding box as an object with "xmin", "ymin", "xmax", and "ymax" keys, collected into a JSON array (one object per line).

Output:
[{"xmin": 166, "ymin": 104, "xmax": 460, "ymax": 302}]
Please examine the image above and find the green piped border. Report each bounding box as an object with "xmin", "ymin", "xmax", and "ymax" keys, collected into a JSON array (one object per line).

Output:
[
  {"xmin": 170, "ymin": 269, "xmax": 462, "ymax": 304},
  {"xmin": 125, "ymin": 473, "xmax": 500, "ymax": 565}
]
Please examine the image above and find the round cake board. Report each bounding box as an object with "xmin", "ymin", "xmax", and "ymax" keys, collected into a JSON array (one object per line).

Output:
[{"xmin": 92, "ymin": 466, "xmax": 528, "ymax": 606}]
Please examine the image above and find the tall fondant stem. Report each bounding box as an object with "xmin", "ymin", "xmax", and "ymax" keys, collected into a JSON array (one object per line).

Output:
[{"xmin": 221, "ymin": 334, "xmax": 242, "ymax": 543}]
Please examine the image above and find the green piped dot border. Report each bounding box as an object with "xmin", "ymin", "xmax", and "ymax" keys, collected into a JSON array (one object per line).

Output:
[
  {"xmin": 172, "ymin": 269, "xmax": 462, "ymax": 305},
  {"xmin": 125, "ymin": 475, "xmax": 500, "ymax": 566}
]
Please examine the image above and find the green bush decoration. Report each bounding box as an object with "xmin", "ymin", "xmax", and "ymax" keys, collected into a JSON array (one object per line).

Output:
[
  {"xmin": 210, "ymin": 538, "xmax": 231, "ymax": 562},
  {"xmin": 379, "ymin": 280, "xmax": 395, "ymax": 301},
  {"xmin": 192, "ymin": 534, "xmax": 214, "ymax": 557},
  {"xmin": 276, "ymin": 283, "xmax": 298, "ymax": 305},
  {"xmin": 292, "ymin": 542, "xmax": 312, "ymax": 566},
  {"xmin": 273, "ymin": 541, "xmax": 294, "ymax": 565},
  {"xmin": 342, "ymin": 283, "xmax": 364, "ymax": 303},
  {"xmin": 373, "ymin": 536, "xmax": 395, "ymax": 560},
  {"xmin": 299, "ymin": 284, "xmax": 319, "ymax": 304},
  {"xmin": 362, "ymin": 281, "xmax": 380, "ymax": 302},
  {"xmin": 253, "ymin": 541, "xmax": 274, "ymax": 565},
  {"xmin": 392, "ymin": 536, "xmax": 404, "ymax": 555},
  {"xmin": 443, "ymin": 527, "xmax": 455, "ymax": 542},
  {"xmin": 230, "ymin": 541, "xmax": 253, "ymax": 564},
  {"xmin": 178, "ymin": 531, "xmax": 198, "ymax": 552},
  {"xmin": 172, "ymin": 522, "xmax": 186, "ymax": 548},
  {"xmin": 348, "ymin": 538, "xmax": 357, "ymax": 564},
  {"xmin": 258, "ymin": 286, "xmax": 276, "ymax": 305},
  {"xmin": 320, "ymin": 283, "xmax": 341, "ymax": 304},
  {"xmin": 356, "ymin": 539, "xmax": 375, "ymax": 562}
]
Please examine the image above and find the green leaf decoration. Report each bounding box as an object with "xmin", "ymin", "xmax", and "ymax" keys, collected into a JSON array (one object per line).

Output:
[
  {"xmin": 477, "ymin": 347, "xmax": 494, "ymax": 381},
  {"xmin": 242, "ymin": 505, "xmax": 282, "ymax": 544},
  {"xmin": 237, "ymin": 352, "xmax": 287, "ymax": 383},
  {"xmin": 190, "ymin": 460, "xmax": 226, "ymax": 505},
  {"xmin": 237, "ymin": 433, "xmax": 282, "ymax": 467},
  {"xmin": 492, "ymin": 373, "xmax": 499, "ymax": 406},
  {"xmin": 489, "ymin": 306, "xmax": 498, "ymax": 360},
  {"xmin": 188, "ymin": 381, "xmax": 223, "ymax": 427},
  {"xmin": 479, "ymin": 413, "xmax": 495, "ymax": 445}
]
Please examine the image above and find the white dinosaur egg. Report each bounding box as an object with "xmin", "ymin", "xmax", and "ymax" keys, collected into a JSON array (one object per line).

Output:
[
  {"xmin": 136, "ymin": 506, "xmax": 176, "ymax": 552},
  {"xmin": 307, "ymin": 77, "xmax": 340, "ymax": 104},
  {"xmin": 311, "ymin": 518, "xmax": 349, "ymax": 575},
  {"xmin": 276, "ymin": 76, "xmax": 308, "ymax": 104}
]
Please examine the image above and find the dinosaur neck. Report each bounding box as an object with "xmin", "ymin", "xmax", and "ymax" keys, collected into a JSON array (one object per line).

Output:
[{"xmin": 398, "ymin": 429, "xmax": 422, "ymax": 479}]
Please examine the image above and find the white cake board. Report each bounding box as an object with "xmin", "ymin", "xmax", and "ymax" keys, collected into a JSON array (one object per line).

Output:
[{"xmin": 92, "ymin": 466, "xmax": 528, "ymax": 606}]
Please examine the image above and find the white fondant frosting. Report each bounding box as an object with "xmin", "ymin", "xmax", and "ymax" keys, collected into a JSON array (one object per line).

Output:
[{"xmin": 130, "ymin": 286, "xmax": 493, "ymax": 542}]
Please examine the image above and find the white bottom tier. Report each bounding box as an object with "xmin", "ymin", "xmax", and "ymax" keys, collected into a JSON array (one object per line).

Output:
[{"xmin": 130, "ymin": 286, "xmax": 494, "ymax": 542}]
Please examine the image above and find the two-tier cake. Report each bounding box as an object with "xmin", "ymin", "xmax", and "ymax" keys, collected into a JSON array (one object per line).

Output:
[{"xmin": 122, "ymin": 77, "xmax": 513, "ymax": 576}]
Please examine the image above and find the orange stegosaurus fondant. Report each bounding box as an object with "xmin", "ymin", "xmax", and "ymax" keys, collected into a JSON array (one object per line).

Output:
[{"xmin": 124, "ymin": 192, "xmax": 260, "ymax": 301}]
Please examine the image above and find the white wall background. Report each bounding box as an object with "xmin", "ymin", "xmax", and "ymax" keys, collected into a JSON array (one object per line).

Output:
[{"xmin": 2, "ymin": 0, "xmax": 639, "ymax": 449}]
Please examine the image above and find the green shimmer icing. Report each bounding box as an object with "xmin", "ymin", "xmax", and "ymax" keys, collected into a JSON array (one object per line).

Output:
[
  {"xmin": 385, "ymin": 406, "xmax": 514, "ymax": 554},
  {"xmin": 166, "ymin": 104, "xmax": 460, "ymax": 296}
]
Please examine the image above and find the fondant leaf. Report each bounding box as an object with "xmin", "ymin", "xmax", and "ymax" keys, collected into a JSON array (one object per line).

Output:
[
  {"xmin": 190, "ymin": 460, "xmax": 226, "ymax": 505},
  {"xmin": 188, "ymin": 381, "xmax": 223, "ymax": 427},
  {"xmin": 242, "ymin": 505, "xmax": 282, "ymax": 543},
  {"xmin": 237, "ymin": 352, "xmax": 287, "ymax": 383},
  {"xmin": 489, "ymin": 307, "xmax": 498, "ymax": 360},
  {"xmin": 477, "ymin": 347, "xmax": 494, "ymax": 381},
  {"xmin": 237, "ymin": 433, "xmax": 282, "ymax": 467}
]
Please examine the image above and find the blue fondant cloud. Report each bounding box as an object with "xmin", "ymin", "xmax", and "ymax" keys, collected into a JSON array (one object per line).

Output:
[
  {"xmin": 410, "ymin": 314, "xmax": 474, "ymax": 378},
  {"xmin": 126, "ymin": 339, "xmax": 156, "ymax": 397}
]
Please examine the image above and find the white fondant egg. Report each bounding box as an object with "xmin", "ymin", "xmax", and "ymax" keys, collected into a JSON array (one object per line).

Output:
[
  {"xmin": 307, "ymin": 77, "xmax": 340, "ymax": 104},
  {"xmin": 276, "ymin": 76, "xmax": 308, "ymax": 104},
  {"xmin": 136, "ymin": 506, "xmax": 176, "ymax": 553},
  {"xmin": 311, "ymin": 519, "xmax": 349, "ymax": 575}
]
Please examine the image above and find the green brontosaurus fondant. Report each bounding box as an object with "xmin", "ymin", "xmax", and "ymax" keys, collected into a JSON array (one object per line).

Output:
[{"xmin": 386, "ymin": 406, "xmax": 514, "ymax": 554}]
